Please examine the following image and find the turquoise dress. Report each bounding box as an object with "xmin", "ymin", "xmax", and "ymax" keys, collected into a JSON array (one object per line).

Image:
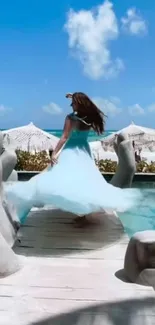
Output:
[{"xmin": 4, "ymin": 115, "xmax": 144, "ymax": 224}]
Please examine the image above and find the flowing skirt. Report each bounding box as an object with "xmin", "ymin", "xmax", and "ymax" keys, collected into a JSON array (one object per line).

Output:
[{"xmin": 4, "ymin": 139, "xmax": 146, "ymax": 225}]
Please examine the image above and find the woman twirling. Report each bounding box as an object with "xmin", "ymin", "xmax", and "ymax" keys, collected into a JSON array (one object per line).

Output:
[{"xmin": 4, "ymin": 92, "xmax": 142, "ymax": 226}]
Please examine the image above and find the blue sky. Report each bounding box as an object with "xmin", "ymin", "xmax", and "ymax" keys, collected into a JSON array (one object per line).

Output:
[{"xmin": 0, "ymin": 0, "xmax": 155, "ymax": 130}]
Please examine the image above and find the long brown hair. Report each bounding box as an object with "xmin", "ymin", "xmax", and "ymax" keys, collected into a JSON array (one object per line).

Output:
[{"xmin": 72, "ymin": 92, "xmax": 106, "ymax": 135}]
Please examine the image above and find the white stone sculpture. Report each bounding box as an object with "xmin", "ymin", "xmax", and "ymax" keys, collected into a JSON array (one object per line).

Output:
[
  {"xmin": 0, "ymin": 132, "xmax": 21, "ymax": 277},
  {"xmin": 0, "ymin": 132, "xmax": 18, "ymax": 182},
  {"xmin": 110, "ymin": 132, "xmax": 136, "ymax": 188}
]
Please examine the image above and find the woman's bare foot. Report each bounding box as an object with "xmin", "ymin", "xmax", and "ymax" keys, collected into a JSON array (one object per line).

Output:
[
  {"xmin": 73, "ymin": 216, "xmax": 91, "ymax": 228},
  {"xmin": 74, "ymin": 216, "xmax": 83, "ymax": 223}
]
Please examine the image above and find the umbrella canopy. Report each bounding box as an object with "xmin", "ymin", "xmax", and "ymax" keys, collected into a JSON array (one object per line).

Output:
[
  {"xmin": 101, "ymin": 122, "xmax": 155, "ymax": 151},
  {"xmin": 2, "ymin": 122, "xmax": 59, "ymax": 152}
]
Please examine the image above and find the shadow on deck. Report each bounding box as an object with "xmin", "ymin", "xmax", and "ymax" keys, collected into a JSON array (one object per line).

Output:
[
  {"xmin": 25, "ymin": 297, "xmax": 155, "ymax": 325},
  {"xmin": 14, "ymin": 208, "xmax": 124, "ymax": 258}
]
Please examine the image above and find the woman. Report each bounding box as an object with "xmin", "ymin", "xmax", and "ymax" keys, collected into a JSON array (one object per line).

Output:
[
  {"xmin": 4, "ymin": 92, "xmax": 143, "ymax": 226},
  {"xmin": 49, "ymin": 91, "xmax": 106, "ymax": 226}
]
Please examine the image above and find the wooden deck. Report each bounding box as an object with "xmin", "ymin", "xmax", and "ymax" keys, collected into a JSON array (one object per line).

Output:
[{"xmin": 0, "ymin": 208, "xmax": 155, "ymax": 325}]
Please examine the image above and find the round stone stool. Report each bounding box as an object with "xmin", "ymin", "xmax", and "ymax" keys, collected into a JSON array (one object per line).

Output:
[{"xmin": 124, "ymin": 230, "xmax": 155, "ymax": 286}]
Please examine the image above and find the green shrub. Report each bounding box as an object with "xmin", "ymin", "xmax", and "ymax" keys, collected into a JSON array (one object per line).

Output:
[
  {"xmin": 15, "ymin": 150, "xmax": 50, "ymax": 171},
  {"xmin": 97, "ymin": 159, "xmax": 155, "ymax": 174},
  {"xmin": 95, "ymin": 159, "xmax": 117, "ymax": 173},
  {"xmin": 136, "ymin": 160, "xmax": 155, "ymax": 173}
]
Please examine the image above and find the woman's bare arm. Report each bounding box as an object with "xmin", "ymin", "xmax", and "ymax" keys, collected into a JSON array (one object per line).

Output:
[{"xmin": 51, "ymin": 116, "xmax": 73, "ymax": 160}]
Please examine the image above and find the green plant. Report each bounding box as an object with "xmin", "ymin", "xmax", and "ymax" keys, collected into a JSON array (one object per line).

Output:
[
  {"xmin": 15, "ymin": 150, "xmax": 50, "ymax": 171},
  {"xmin": 97, "ymin": 159, "xmax": 155, "ymax": 174},
  {"xmin": 136, "ymin": 160, "xmax": 155, "ymax": 173},
  {"xmin": 96, "ymin": 159, "xmax": 117, "ymax": 173}
]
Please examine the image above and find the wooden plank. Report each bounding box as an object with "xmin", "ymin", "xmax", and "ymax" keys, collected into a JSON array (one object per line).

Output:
[
  {"xmin": 0, "ymin": 283, "xmax": 154, "ymax": 301},
  {"xmin": 0, "ymin": 259, "xmax": 153, "ymax": 293},
  {"xmin": 14, "ymin": 239, "xmax": 122, "ymax": 251}
]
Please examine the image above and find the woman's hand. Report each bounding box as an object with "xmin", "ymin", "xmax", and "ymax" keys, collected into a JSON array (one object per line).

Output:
[
  {"xmin": 51, "ymin": 155, "xmax": 58, "ymax": 166},
  {"xmin": 66, "ymin": 93, "xmax": 73, "ymax": 99}
]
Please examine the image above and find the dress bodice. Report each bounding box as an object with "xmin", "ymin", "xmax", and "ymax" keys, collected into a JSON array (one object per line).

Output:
[{"xmin": 70, "ymin": 129, "xmax": 89, "ymax": 141}]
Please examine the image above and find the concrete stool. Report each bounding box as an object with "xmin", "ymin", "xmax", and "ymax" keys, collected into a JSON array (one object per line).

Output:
[
  {"xmin": 0, "ymin": 131, "xmax": 18, "ymax": 182},
  {"xmin": 124, "ymin": 230, "xmax": 155, "ymax": 286}
]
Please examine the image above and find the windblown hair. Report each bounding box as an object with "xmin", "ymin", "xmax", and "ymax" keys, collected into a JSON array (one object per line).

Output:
[{"xmin": 72, "ymin": 92, "xmax": 106, "ymax": 134}]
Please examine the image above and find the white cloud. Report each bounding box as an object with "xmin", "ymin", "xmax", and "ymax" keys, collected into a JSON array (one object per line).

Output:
[
  {"xmin": 109, "ymin": 96, "xmax": 121, "ymax": 105},
  {"xmin": 64, "ymin": 1, "xmax": 124, "ymax": 80},
  {"xmin": 0, "ymin": 105, "xmax": 11, "ymax": 115},
  {"xmin": 128, "ymin": 103, "xmax": 145, "ymax": 116},
  {"xmin": 147, "ymin": 103, "xmax": 155, "ymax": 113},
  {"xmin": 121, "ymin": 8, "xmax": 147, "ymax": 36},
  {"xmin": 42, "ymin": 102, "xmax": 62, "ymax": 115},
  {"xmin": 92, "ymin": 97, "xmax": 121, "ymax": 117}
]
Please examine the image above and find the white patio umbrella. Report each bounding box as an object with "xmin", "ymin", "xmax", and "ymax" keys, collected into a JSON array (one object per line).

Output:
[
  {"xmin": 101, "ymin": 122, "xmax": 155, "ymax": 151},
  {"xmin": 2, "ymin": 122, "xmax": 59, "ymax": 152}
]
